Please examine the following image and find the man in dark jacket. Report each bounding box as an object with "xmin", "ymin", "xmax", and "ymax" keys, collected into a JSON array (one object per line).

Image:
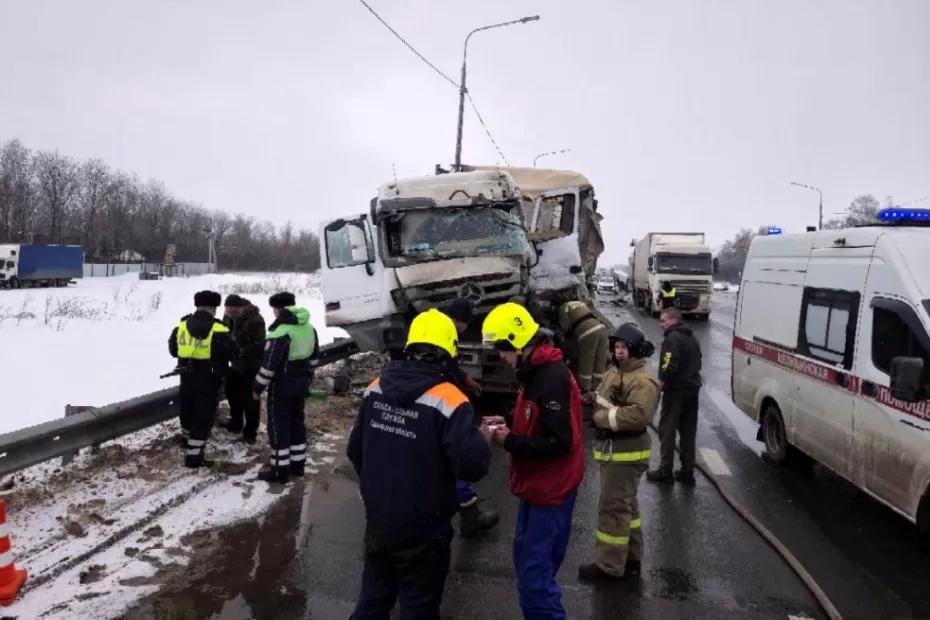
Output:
[
  {"xmin": 647, "ymin": 307, "xmax": 703, "ymax": 485},
  {"xmin": 482, "ymin": 302, "xmax": 584, "ymax": 620},
  {"xmin": 222, "ymin": 294, "xmax": 266, "ymax": 444},
  {"xmin": 168, "ymin": 290, "xmax": 238, "ymax": 468},
  {"xmin": 348, "ymin": 308, "xmax": 492, "ymax": 619},
  {"xmin": 252, "ymin": 292, "xmax": 319, "ymax": 484}
]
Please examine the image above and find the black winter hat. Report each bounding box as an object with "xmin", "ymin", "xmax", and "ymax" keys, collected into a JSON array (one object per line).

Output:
[
  {"xmin": 224, "ymin": 294, "xmax": 247, "ymax": 307},
  {"xmin": 269, "ymin": 291, "xmax": 296, "ymax": 309},
  {"xmin": 446, "ymin": 299, "xmax": 474, "ymax": 324},
  {"xmin": 610, "ymin": 322, "xmax": 655, "ymax": 358},
  {"xmin": 194, "ymin": 290, "xmax": 222, "ymax": 308}
]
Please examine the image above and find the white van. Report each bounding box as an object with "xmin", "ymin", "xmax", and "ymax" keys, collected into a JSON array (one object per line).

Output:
[{"xmin": 732, "ymin": 209, "xmax": 930, "ymax": 531}]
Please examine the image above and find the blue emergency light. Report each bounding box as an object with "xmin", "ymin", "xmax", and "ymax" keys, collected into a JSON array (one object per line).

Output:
[
  {"xmin": 765, "ymin": 226, "xmax": 783, "ymax": 235},
  {"xmin": 877, "ymin": 207, "xmax": 930, "ymax": 223}
]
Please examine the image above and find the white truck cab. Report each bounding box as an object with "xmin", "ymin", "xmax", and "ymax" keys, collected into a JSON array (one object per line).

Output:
[
  {"xmin": 319, "ymin": 170, "xmax": 531, "ymax": 391},
  {"xmin": 630, "ymin": 232, "xmax": 716, "ymax": 318},
  {"xmin": 732, "ymin": 209, "xmax": 930, "ymax": 532}
]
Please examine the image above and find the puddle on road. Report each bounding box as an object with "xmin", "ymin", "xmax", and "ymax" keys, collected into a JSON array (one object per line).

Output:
[{"xmin": 705, "ymin": 387, "xmax": 764, "ymax": 456}]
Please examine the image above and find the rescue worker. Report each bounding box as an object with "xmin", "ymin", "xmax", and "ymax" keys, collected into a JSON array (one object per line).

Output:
[
  {"xmin": 578, "ymin": 323, "xmax": 659, "ymax": 582},
  {"xmin": 557, "ymin": 299, "xmax": 609, "ymax": 398},
  {"xmin": 482, "ymin": 302, "xmax": 584, "ymax": 620},
  {"xmin": 444, "ymin": 298, "xmax": 500, "ymax": 538},
  {"xmin": 348, "ymin": 308, "xmax": 492, "ymax": 618},
  {"xmin": 252, "ymin": 292, "xmax": 319, "ymax": 484},
  {"xmin": 660, "ymin": 281, "xmax": 678, "ymax": 310},
  {"xmin": 647, "ymin": 307, "xmax": 703, "ymax": 485},
  {"xmin": 168, "ymin": 290, "xmax": 237, "ymax": 468},
  {"xmin": 222, "ymin": 294, "xmax": 266, "ymax": 444}
]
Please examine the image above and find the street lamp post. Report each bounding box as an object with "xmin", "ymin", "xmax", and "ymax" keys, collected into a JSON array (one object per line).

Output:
[
  {"xmin": 790, "ymin": 181, "xmax": 823, "ymax": 230},
  {"xmin": 533, "ymin": 149, "xmax": 572, "ymax": 168},
  {"xmin": 453, "ymin": 15, "xmax": 540, "ymax": 171}
]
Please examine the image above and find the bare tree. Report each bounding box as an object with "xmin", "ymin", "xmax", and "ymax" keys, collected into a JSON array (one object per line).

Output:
[
  {"xmin": 823, "ymin": 194, "xmax": 880, "ymax": 229},
  {"xmin": 0, "ymin": 140, "xmax": 34, "ymax": 242},
  {"xmin": 33, "ymin": 150, "xmax": 79, "ymax": 244}
]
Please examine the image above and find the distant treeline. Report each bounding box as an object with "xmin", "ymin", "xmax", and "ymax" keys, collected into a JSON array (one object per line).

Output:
[{"xmin": 0, "ymin": 139, "xmax": 320, "ymax": 271}]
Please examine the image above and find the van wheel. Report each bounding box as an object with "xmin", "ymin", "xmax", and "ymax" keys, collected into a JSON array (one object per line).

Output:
[{"xmin": 762, "ymin": 404, "xmax": 789, "ymax": 465}]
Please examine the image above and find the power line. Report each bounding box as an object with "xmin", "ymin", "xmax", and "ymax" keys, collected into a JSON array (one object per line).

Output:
[
  {"xmin": 467, "ymin": 92, "xmax": 510, "ymax": 166},
  {"xmin": 358, "ymin": 0, "xmax": 459, "ymax": 89},
  {"xmin": 358, "ymin": 0, "xmax": 511, "ymax": 166}
]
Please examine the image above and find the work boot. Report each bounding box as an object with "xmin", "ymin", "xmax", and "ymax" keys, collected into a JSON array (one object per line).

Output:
[
  {"xmin": 646, "ymin": 469, "xmax": 674, "ymax": 484},
  {"xmin": 241, "ymin": 433, "xmax": 257, "ymax": 446},
  {"xmin": 222, "ymin": 420, "xmax": 243, "ymax": 434},
  {"xmin": 674, "ymin": 469, "xmax": 696, "ymax": 485},
  {"xmin": 578, "ymin": 563, "xmax": 623, "ymax": 582},
  {"xmin": 458, "ymin": 500, "xmax": 499, "ymax": 538},
  {"xmin": 257, "ymin": 465, "xmax": 289, "ymax": 484},
  {"xmin": 184, "ymin": 454, "xmax": 213, "ymax": 469},
  {"xmin": 290, "ymin": 460, "xmax": 306, "ymax": 478}
]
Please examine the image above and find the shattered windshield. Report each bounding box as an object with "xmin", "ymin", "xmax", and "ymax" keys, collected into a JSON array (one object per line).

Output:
[
  {"xmin": 656, "ymin": 253, "xmax": 712, "ymax": 275},
  {"xmin": 385, "ymin": 206, "xmax": 530, "ymax": 262}
]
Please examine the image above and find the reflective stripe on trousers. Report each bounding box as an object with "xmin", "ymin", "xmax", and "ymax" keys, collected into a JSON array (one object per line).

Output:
[{"xmin": 592, "ymin": 449, "xmax": 651, "ymax": 462}]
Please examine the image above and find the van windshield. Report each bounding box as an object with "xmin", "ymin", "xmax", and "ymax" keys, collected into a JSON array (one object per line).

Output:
[
  {"xmin": 656, "ymin": 253, "xmax": 712, "ymax": 275},
  {"xmin": 385, "ymin": 206, "xmax": 530, "ymax": 263}
]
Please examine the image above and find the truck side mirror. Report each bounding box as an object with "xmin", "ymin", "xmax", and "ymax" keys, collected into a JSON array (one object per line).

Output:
[
  {"xmin": 647, "ymin": 257, "xmax": 654, "ymax": 270},
  {"xmin": 891, "ymin": 356, "xmax": 924, "ymax": 402},
  {"xmin": 630, "ymin": 239, "xmax": 636, "ymax": 247},
  {"xmin": 713, "ymin": 257, "xmax": 720, "ymax": 274}
]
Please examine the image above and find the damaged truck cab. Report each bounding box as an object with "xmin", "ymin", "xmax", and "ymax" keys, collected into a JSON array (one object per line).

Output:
[{"xmin": 320, "ymin": 170, "xmax": 531, "ymax": 392}]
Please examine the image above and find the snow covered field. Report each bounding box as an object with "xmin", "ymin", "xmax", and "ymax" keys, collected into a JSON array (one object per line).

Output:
[{"xmin": 0, "ymin": 272, "xmax": 345, "ymax": 434}]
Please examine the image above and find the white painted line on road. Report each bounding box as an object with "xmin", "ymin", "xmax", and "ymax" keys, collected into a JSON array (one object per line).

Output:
[
  {"xmin": 700, "ymin": 447, "xmax": 732, "ymax": 476},
  {"xmin": 788, "ymin": 615, "xmax": 816, "ymax": 620}
]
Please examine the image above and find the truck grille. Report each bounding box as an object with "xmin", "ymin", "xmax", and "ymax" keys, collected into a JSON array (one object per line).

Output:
[
  {"xmin": 402, "ymin": 272, "xmax": 524, "ymax": 315},
  {"xmin": 669, "ymin": 280, "xmax": 711, "ymax": 295}
]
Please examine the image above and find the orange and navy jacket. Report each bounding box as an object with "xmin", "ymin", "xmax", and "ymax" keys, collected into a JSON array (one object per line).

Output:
[{"xmin": 347, "ymin": 359, "xmax": 491, "ymax": 537}]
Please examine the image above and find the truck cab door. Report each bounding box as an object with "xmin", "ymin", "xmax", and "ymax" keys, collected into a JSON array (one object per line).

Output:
[
  {"xmin": 320, "ymin": 215, "xmax": 384, "ymax": 328},
  {"xmin": 527, "ymin": 189, "xmax": 586, "ymax": 294}
]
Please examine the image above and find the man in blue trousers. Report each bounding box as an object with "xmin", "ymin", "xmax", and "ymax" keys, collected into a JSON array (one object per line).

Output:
[{"xmin": 482, "ymin": 302, "xmax": 585, "ymax": 619}]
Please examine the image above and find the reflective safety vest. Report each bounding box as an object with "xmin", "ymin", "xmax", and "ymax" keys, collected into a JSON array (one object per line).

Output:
[
  {"xmin": 661, "ymin": 287, "xmax": 677, "ymax": 299},
  {"xmin": 268, "ymin": 320, "xmax": 316, "ymax": 361},
  {"xmin": 177, "ymin": 321, "xmax": 229, "ymax": 360}
]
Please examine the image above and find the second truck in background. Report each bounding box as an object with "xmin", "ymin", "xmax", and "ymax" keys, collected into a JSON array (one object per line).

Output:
[{"xmin": 629, "ymin": 232, "xmax": 716, "ymax": 319}]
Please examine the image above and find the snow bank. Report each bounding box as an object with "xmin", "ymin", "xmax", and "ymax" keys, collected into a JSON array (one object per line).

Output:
[{"xmin": 0, "ymin": 272, "xmax": 345, "ymax": 434}]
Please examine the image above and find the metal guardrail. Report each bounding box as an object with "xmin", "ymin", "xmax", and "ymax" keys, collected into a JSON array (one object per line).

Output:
[{"xmin": 0, "ymin": 339, "xmax": 361, "ymax": 478}]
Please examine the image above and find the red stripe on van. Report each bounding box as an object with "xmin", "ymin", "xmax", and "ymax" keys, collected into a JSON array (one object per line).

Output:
[{"xmin": 733, "ymin": 336, "xmax": 930, "ymax": 423}]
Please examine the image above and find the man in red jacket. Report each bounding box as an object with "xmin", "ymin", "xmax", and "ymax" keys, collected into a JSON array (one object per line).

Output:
[{"xmin": 482, "ymin": 302, "xmax": 584, "ymax": 620}]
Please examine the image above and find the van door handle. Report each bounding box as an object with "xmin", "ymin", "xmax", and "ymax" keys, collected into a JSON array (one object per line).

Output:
[
  {"xmin": 326, "ymin": 301, "xmax": 341, "ymax": 311},
  {"xmin": 862, "ymin": 381, "xmax": 877, "ymax": 397}
]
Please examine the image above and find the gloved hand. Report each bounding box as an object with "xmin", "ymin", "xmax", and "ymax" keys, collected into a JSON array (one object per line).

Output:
[
  {"xmin": 581, "ymin": 391, "xmax": 596, "ymax": 406},
  {"xmin": 464, "ymin": 375, "xmax": 483, "ymax": 398}
]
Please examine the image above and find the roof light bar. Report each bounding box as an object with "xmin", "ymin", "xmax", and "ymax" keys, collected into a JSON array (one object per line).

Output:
[
  {"xmin": 765, "ymin": 226, "xmax": 783, "ymax": 235},
  {"xmin": 877, "ymin": 207, "xmax": 930, "ymax": 222}
]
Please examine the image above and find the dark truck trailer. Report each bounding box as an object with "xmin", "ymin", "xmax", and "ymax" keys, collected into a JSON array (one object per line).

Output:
[{"xmin": 0, "ymin": 244, "xmax": 84, "ymax": 289}]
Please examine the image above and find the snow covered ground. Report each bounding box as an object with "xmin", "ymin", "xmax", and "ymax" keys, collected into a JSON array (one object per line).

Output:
[{"xmin": 0, "ymin": 272, "xmax": 345, "ymax": 434}]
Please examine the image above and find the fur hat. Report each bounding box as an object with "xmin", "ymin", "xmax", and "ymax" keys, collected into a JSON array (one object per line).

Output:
[
  {"xmin": 194, "ymin": 290, "xmax": 222, "ymax": 308},
  {"xmin": 269, "ymin": 291, "xmax": 296, "ymax": 309},
  {"xmin": 224, "ymin": 294, "xmax": 248, "ymax": 307}
]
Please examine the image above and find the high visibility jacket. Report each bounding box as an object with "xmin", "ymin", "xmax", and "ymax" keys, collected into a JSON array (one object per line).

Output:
[
  {"xmin": 254, "ymin": 306, "xmax": 319, "ymax": 393},
  {"xmin": 592, "ymin": 358, "xmax": 659, "ymax": 464},
  {"xmin": 176, "ymin": 320, "xmax": 230, "ymax": 360},
  {"xmin": 661, "ymin": 287, "xmax": 677, "ymax": 299}
]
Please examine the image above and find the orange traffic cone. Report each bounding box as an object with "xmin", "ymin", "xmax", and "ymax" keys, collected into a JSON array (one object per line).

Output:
[{"xmin": 0, "ymin": 499, "xmax": 27, "ymax": 606}]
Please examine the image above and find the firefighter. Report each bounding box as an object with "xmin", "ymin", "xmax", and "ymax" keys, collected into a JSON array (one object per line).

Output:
[
  {"xmin": 444, "ymin": 298, "xmax": 500, "ymax": 537},
  {"xmin": 660, "ymin": 281, "xmax": 678, "ymax": 310},
  {"xmin": 168, "ymin": 290, "xmax": 237, "ymax": 468},
  {"xmin": 482, "ymin": 302, "xmax": 584, "ymax": 620},
  {"xmin": 222, "ymin": 294, "xmax": 266, "ymax": 444},
  {"xmin": 578, "ymin": 322, "xmax": 659, "ymax": 582},
  {"xmin": 647, "ymin": 307, "xmax": 703, "ymax": 485},
  {"xmin": 348, "ymin": 308, "xmax": 492, "ymax": 618},
  {"xmin": 557, "ymin": 299, "xmax": 609, "ymax": 399},
  {"xmin": 252, "ymin": 292, "xmax": 319, "ymax": 484}
]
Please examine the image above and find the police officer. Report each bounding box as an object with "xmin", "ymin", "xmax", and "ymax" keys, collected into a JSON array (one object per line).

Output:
[
  {"xmin": 647, "ymin": 307, "xmax": 703, "ymax": 485},
  {"xmin": 482, "ymin": 302, "xmax": 585, "ymax": 620},
  {"xmin": 579, "ymin": 323, "xmax": 659, "ymax": 582},
  {"xmin": 168, "ymin": 290, "xmax": 238, "ymax": 468},
  {"xmin": 660, "ymin": 281, "xmax": 678, "ymax": 310},
  {"xmin": 348, "ymin": 308, "xmax": 492, "ymax": 618},
  {"xmin": 557, "ymin": 299, "xmax": 609, "ymax": 398},
  {"xmin": 222, "ymin": 294, "xmax": 266, "ymax": 444},
  {"xmin": 252, "ymin": 292, "xmax": 319, "ymax": 483},
  {"xmin": 444, "ymin": 298, "xmax": 500, "ymax": 538}
]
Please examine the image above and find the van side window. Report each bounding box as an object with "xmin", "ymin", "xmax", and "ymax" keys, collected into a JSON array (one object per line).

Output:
[
  {"xmin": 872, "ymin": 305, "xmax": 930, "ymax": 384},
  {"xmin": 798, "ymin": 288, "xmax": 859, "ymax": 368},
  {"xmin": 325, "ymin": 219, "xmax": 373, "ymax": 269}
]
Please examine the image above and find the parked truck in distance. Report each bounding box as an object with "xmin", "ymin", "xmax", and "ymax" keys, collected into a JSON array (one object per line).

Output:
[
  {"xmin": 630, "ymin": 232, "xmax": 716, "ymax": 319},
  {"xmin": 0, "ymin": 244, "xmax": 83, "ymax": 289}
]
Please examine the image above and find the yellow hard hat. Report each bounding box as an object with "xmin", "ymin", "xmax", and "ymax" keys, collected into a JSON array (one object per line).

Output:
[
  {"xmin": 406, "ymin": 308, "xmax": 458, "ymax": 358},
  {"xmin": 482, "ymin": 302, "xmax": 540, "ymax": 350}
]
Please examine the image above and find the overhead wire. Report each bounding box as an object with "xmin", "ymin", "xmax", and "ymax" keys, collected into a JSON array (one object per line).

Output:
[{"xmin": 358, "ymin": 0, "xmax": 512, "ymax": 165}]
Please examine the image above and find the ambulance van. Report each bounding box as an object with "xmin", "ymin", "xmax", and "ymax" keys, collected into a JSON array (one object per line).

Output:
[{"xmin": 732, "ymin": 208, "xmax": 930, "ymax": 530}]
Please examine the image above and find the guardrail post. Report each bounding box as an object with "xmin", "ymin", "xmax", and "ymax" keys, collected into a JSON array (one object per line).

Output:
[{"xmin": 61, "ymin": 405, "xmax": 94, "ymax": 466}]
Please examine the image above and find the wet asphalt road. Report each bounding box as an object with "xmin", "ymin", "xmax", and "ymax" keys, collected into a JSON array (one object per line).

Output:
[{"xmin": 129, "ymin": 292, "xmax": 930, "ymax": 619}]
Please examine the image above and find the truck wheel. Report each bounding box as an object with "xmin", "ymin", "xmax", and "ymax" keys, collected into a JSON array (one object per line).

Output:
[
  {"xmin": 10, "ymin": 277, "xmax": 20, "ymax": 290},
  {"xmin": 761, "ymin": 403, "xmax": 789, "ymax": 465}
]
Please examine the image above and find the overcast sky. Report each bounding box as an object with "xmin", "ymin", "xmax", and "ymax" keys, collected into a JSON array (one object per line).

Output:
[{"xmin": 1, "ymin": 0, "xmax": 928, "ymax": 265}]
